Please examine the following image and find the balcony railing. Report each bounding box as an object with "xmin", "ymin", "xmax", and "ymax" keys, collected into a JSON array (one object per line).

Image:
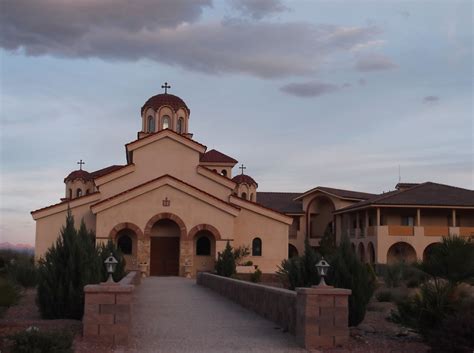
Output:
[
  {"xmin": 424, "ymin": 226, "xmax": 449, "ymax": 237},
  {"xmin": 388, "ymin": 225, "xmax": 414, "ymax": 236}
]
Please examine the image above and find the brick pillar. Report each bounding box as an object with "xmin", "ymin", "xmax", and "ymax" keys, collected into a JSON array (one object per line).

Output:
[
  {"xmin": 83, "ymin": 283, "xmax": 134, "ymax": 346},
  {"xmin": 295, "ymin": 285, "xmax": 351, "ymax": 349}
]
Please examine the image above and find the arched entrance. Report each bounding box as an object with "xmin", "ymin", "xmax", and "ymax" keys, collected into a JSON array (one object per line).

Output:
[
  {"xmin": 288, "ymin": 244, "xmax": 299, "ymax": 258},
  {"xmin": 367, "ymin": 242, "xmax": 375, "ymax": 264},
  {"xmin": 387, "ymin": 242, "xmax": 417, "ymax": 265},
  {"xmin": 358, "ymin": 243, "xmax": 366, "ymax": 263},
  {"xmin": 306, "ymin": 195, "xmax": 335, "ymax": 239},
  {"xmin": 423, "ymin": 242, "xmax": 441, "ymax": 262},
  {"xmin": 150, "ymin": 219, "xmax": 181, "ymax": 276}
]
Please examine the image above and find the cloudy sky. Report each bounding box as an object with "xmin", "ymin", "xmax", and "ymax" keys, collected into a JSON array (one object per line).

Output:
[{"xmin": 0, "ymin": 0, "xmax": 472, "ymax": 245}]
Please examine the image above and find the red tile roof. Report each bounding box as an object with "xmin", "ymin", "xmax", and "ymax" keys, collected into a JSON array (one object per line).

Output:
[
  {"xmin": 200, "ymin": 149, "xmax": 238, "ymax": 164},
  {"xmin": 336, "ymin": 182, "xmax": 474, "ymax": 213},
  {"xmin": 312, "ymin": 186, "xmax": 375, "ymax": 200},
  {"xmin": 232, "ymin": 174, "xmax": 258, "ymax": 187},
  {"xmin": 257, "ymin": 192, "xmax": 303, "ymax": 214},
  {"xmin": 64, "ymin": 170, "xmax": 93, "ymax": 182},
  {"xmin": 141, "ymin": 93, "xmax": 190, "ymax": 114},
  {"xmin": 90, "ymin": 165, "xmax": 126, "ymax": 179},
  {"xmin": 31, "ymin": 192, "xmax": 100, "ymax": 215},
  {"xmin": 125, "ymin": 127, "xmax": 207, "ymax": 150}
]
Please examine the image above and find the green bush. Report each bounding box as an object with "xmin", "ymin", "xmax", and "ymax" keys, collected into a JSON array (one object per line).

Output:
[
  {"xmin": 383, "ymin": 262, "xmax": 404, "ymax": 288},
  {"xmin": 233, "ymin": 245, "xmax": 250, "ymax": 265},
  {"xmin": 37, "ymin": 212, "xmax": 102, "ymax": 319},
  {"xmin": 327, "ymin": 239, "xmax": 376, "ymax": 326},
  {"xmin": 242, "ymin": 260, "xmax": 253, "ymax": 266},
  {"xmin": 8, "ymin": 256, "xmax": 38, "ymax": 288},
  {"xmin": 276, "ymin": 239, "xmax": 320, "ymax": 289},
  {"xmin": 10, "ymin": 328, "xmax": 73, "ymax": 353},
  {"xmin": 250, "ymin": 268, "xmax": 262, "ymax": 283},
  {"xmin": 215, "ymin": 241, "xmax": 236, "ymax": 277},
  {"xmin": 376, "ymin": 290, "xmax": 393, "ymax": 302},
  {"xmin": 0, "ymin": 277, "xmax": 20, "ymax": 308}
]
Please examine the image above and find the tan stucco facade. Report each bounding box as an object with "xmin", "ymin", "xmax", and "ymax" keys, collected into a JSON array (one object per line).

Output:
[{"xmin": 31, "ymin": 97, "xmax": 292, "ymax": 277}]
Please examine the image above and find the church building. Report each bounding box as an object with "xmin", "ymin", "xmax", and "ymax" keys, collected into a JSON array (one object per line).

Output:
[
  {"xmin": 31, "ymin": 87, "xmax": 474, "ymax": 276},
  {"xmin": 31, "ymin": 88, "xmax": 293, "ymax": 277}
]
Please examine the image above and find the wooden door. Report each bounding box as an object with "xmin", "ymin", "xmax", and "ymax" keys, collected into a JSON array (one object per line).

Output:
[{"xmin": 150, "ymin": 237, "xmax": 180, "ymax": 276}]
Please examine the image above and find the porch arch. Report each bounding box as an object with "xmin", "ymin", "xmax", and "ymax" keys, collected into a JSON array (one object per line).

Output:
[
  {"xmin": 187, "ymin": 224, "xmax": 222, "ymax": 241},
  {"xmin": 109, "ymin": 222, "xmax": 144, "ymax": 240},
  {"xmin": 387, "ymin": 242, "xmax": 417, "ymax": 264},
  {"xmin": 144, "ymin": 212, "xmax": 187, "ymax": 239}
]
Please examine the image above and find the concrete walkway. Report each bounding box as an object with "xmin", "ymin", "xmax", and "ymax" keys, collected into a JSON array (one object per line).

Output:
[{"xmin": 124, "ymin": 277, "xmax": 307, "ymax": 353}]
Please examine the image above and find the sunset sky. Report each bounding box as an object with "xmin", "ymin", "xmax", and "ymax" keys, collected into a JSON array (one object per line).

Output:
[{"xmin": 1, "ymin": 0, "xmax": 472, "ymax": 245}]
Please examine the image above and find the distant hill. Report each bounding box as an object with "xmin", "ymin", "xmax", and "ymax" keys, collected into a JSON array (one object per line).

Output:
[{"xmin": 0, "ymin": 242, "xmax": 34, "ymax": 254}]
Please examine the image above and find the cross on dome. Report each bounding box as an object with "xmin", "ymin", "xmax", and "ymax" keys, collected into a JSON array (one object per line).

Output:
[
  {"xmin": 239, "ymin": 164, "xmax": 246, "ymax": 175},
  {"xmin": 77, "ymin": 159, "xmax": 85, "ymax": 170},
  {"xmin": 161, "ymin": 82, "xmax": 171, "ymax": 94}
]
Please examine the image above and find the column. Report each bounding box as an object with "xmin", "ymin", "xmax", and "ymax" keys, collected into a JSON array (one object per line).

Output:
[
  {"xmin": 452, "ymin": 209, "xmax": 457, "ymax": 227},
  {"xmin": 416, "ymin": 208, "xmax": 421, "ymax": 227},
  {"xmin": 296, "ymin": 286, "xmax": 352, "ymax": 349},
  {"xmin": 376, "ymin": 208, "xmax": 381, "ymax": 226}
]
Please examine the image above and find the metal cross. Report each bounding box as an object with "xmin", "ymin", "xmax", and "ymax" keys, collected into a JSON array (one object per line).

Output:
[
  {"xmin": 77, "ymin": 159, "xmax": 85, "ymax": 170},
  {"xmin": 161, "ymin": 82, "xmax": 171, "ymax": 94},
  {"xmin": 239, "ymin": 164, "xmax": 246, "ymax": 175}
]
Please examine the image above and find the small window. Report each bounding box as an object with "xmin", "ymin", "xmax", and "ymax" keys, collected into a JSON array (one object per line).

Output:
[
  {"xmin": 241, "ymin": 192, "xmax": 247, "ymax": 200},
  {"xmin": 177, "ymin": 118, "xmax": 184, "ymax": 134},
  {"xmin": 250, "ymin": 193, "xmax": 254, "ymax": 202},
  {"xmin": 252, "ymin": 237, "xmax": 262, "ymax": 256},
  {"xmin": 147, "ymin": 116, "xmax": 155, "ymax": 132},
  {"xmin": 162, "ymin": 115, "xmax": 170, "ymax": 129},
  {"xmin": 196, "ymin": 236, "xmax": 211, "ymax": 256},
  {"xmin": 86, "ymin": 189, "xmax": 90, "ymax": 195},
  {"xmin": 117, "ymin": 235, "xmax": 132, "ymax": 255},
  {"xmin": 221, "ymin": 169, "xmax": 227, "ymax": 177},
  {"xmin": 76, "ymin": 189, "xmax": 82, "ymax": 197}
]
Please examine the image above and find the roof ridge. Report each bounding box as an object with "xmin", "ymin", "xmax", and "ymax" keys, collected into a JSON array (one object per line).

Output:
[{"xmin": 422, "ymin": 181, "xmax": 474, "ymax": 192}]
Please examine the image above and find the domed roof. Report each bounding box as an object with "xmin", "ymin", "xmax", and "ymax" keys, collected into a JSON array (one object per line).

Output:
[
  {"xmin": 141, "ymin": 93, "xmax": 190, "ymax": 114},
  {"xmin": 64, "ymin": 169, "xmax": 93, "ymax": 183},
  {"xmin": 232, "ymin": 174, "xmax": 258, "ymax": 187}
]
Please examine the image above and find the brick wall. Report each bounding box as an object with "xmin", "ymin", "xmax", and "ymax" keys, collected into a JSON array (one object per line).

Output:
[
  {"xmin": 197, "ymin": 272, "xmax": 297, "ymax": 333},
  {"xmin": 83, "ymin": 271, "xmax": 140, "ymax": 346},
  {"xmin": 197, "ymin": 272, "xmax": 351, "ymax": 350}
]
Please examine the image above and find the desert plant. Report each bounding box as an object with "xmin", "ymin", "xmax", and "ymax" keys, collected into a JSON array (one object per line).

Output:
[
  {"xmin": 376, "ymin": 290, "xmax": 393, "ymax": 302},
  {"xmin": 7, "ymin": 255, "xmax": 38, "ymax": 288},
  {"xmin": 327, "ymin": 238, "xmax": 376, "ymax": 326},
  {"xmin": 276, "ymin": 256, "xmax": 303, "ymax": 290},
  {"xmin": 417, "ymin": 236, "xmax": 474, "ymax": 286},
  {"xmin": 9, "ymin": 328, "xmax": 73, "ymax": 353},
  {"xmin": 383, "ymin": 262, "xmax": 404, "ymax": 288},
  {"xmin": 250, "ymin": 268, "xmax": 262, "ymax": 283},
  {"xmin": 242, "ymin": 260, "xmax": 253, "ymax": 266},
  {"xmin": 215, "ymin": 241, "xmax": 236, "ymax": 277},
  {"xmin": 233, "ymin": 245, "xmax": 250, "ymax": 265},
  {"xmin": 0, "ymin": 277, "xmax": 20, "ymax": 309},
  {"xmin": 36, "ymin": 213, "xmax": 102, "ymax": 320}
]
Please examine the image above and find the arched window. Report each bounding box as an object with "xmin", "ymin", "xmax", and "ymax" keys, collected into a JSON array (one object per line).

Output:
[
  {"xmin": 68, "ymin": 188, "xmax": 72, "ymax": 199},
  {"xmin": 117, "ymin": 235, "xmax": 132, "ymax": 255},
  {"xmin": 76, "ymin": 189, "xmax": 82, "ymax": 197},
  {"xmin": 252, "ymin": 237, "xmax": 262, "ymax": 256},
  {"xmin": 162, "ymin": 115, "xmax": 170, "ymax": 129},
  {"xmin": 147, "ymin": 116, "xmax": 155, "ymax": 132},
  {"xmin": 221, "ymin": 169, "xmax": 227, "ymax": 177},
  {"xmin": 196, "ymin": 236, "xmax": 211, "ymax": 256},
  {"xmin": 177, "ymin": 118, "xmax": 184, "ymax": 134},
  {"xmin": 241, "ymin": 192, "xmax": 247, "ymax": 200}
]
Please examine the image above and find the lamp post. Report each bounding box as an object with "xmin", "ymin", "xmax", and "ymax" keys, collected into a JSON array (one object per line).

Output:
[
  {"xmin": 104, "ymin": 253, "xmax": 118, "ymax": 283},
  {"xmin": 316, "ymin": 257, "xmax": 330, "ymax": 286}
]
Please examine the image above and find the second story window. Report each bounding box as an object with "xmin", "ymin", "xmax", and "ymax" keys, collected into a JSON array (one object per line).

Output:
[
  {"xmin": 162, "ymin": 116, "xmax": 170, "ymax": 129},
  {"xmin": 402, "ymin": 216, "xmax": 415, "ymax": 226}
]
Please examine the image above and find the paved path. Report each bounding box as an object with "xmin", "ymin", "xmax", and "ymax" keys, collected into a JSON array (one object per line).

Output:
[{"xmin": 124, "ymin": 277, "xmax": 307, "ymax": 353}]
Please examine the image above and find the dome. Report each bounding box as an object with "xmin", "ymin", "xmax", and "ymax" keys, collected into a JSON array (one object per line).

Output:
[
  {"xmin": 64, "ymin": 169, "xmax": 93, "ymax": 183},
  {"xmin": 141, "ymin": 93, "xmax": 190, "ymax": 115},
  {"xmin": 232, "ymin": 174, "xmax": 258, "ymax": 187}
]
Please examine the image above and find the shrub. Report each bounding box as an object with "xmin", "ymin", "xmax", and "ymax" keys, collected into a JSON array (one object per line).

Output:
[
  {"xmin": 242, "ymin": 260, "xmax": 253, "ymax": 266},
  {"xmin": 36, "ymin": 212, "xmax": 103, "ymax": 320},
  {"xmin": 98, "ymin": 240, "xmax": 126, "ymax": 282},
  {"xmin": 233, "ymin": 245, "xmax": 250, "ymax": 265},
  {"xmin": 0, "ymin": 277, "xmax": 20, "ymax": 308},
  {"xmin": 9, "ymin": 328, "xmax": 73, "ymax": 353},
  {"xmin": 426, "ymin": 300, "xmax": 474, "ymax": 353},
  {"xmin": 250, "ymin": 268, "xmax": 262, "ymax": 283},
  {"xmin": 8, "ymin": 255, "xmax": 38, "ymax": 288},
  {"xmin": 383, "ymin": 262, "xmax": 404, "ymax": 288},
  {"xmin": 327, "ymin": 239, "xmax": 376, "ymax": 326},
  {"xmin": 215, "ymin": 241, "xmax": 236, "ymax": 277},
  {"xmin": 376, "ymin": 290, "xmax": 393, "ymax": 302},
  {"xmin": 319, "ymin": 227, "xmax": 336, "ymax": 257}
]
